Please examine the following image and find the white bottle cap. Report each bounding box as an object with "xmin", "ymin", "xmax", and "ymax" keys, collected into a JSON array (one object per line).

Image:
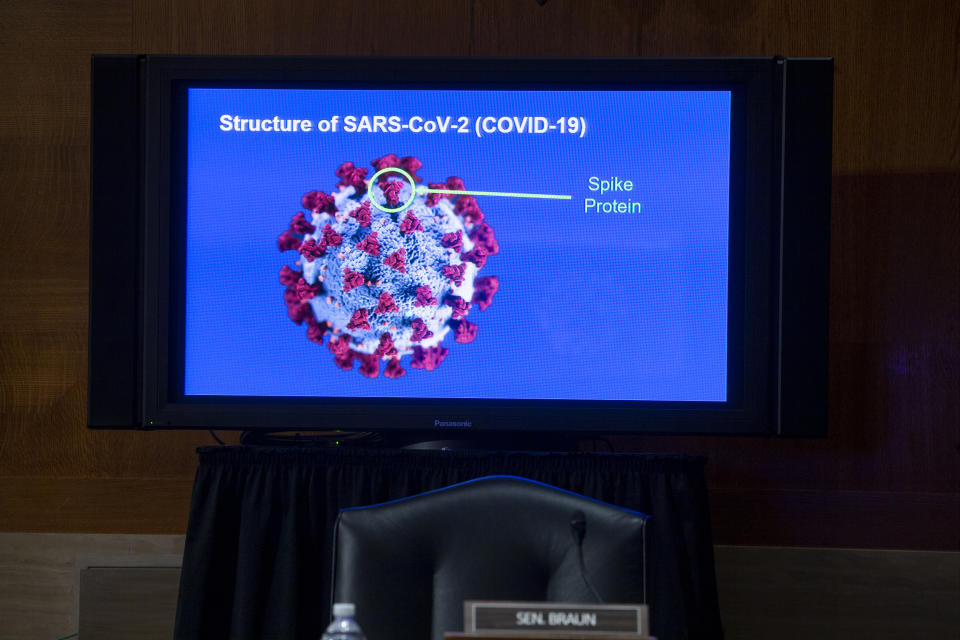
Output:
[{"xmin": 332, "ymin": 603, "xmax": 355, "ymax": 618}]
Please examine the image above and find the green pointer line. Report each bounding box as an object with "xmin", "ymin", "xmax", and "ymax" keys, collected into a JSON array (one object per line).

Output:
[{"xmin": 418, "ymin": 186, "xmax": 571, "ymax": 201}]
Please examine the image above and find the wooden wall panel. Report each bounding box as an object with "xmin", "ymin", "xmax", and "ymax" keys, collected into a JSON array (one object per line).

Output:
[
  {"xmin": 79, "ymin": 567, "xmax": 180, "ymax": 640},
  {"xmin": 0, "ymin": 532, "xmax": 186, "ymax": 640},
  {"xmin": 714, "ymin": 545, "xmax": 960, "ymax": 639},
  {"xmin": 0, "ymin": 0, "xmax": 957, "ymax": 549}
]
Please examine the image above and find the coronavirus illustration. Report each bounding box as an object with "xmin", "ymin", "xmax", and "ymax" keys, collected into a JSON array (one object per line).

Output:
[{"xmin": 277, "ymin": 154, "xmax": 499, "ymax": 378}]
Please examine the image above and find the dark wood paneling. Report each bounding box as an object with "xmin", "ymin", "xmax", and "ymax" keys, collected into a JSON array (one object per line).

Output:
[
  {"xmin": 0, "ymin": 0, "xmax": 957, "ymax": 549},
  {"xmin": 715, "ymin": 546, "xmax": 960, "ymax": 639},
  {"xmin": 0, "ymin": 532, "xmax": 185, "ymax": 640},
  {"xmin": 132, "ymin": 0, "xmax": 476, "ymax": 55},
  {"xmin": 0, "ymin": 478, "xmax": 196, "ymax": 533},
  {"xmin": 709, "ymin": 488, "xmax": 959, "ymax": 549},
  {"xmin": 79, "ymin": 567, "xmax": 180, "ymax": 640}
]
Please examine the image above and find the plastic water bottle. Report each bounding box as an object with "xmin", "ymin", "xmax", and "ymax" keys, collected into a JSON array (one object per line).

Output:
[{"xmin": 321, "ymin": 602, "xmax": 366, "ymax": 640}]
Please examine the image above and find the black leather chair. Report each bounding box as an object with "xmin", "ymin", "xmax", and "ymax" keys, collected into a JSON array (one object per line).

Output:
[{"xmin": 331, "ymin": 475, "xmax": 649, "ymax": 640}]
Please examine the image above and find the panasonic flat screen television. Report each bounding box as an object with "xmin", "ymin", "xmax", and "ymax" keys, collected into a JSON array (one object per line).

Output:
[{"xmin": 89, "ymin": 56, "xmax": 832, "ymax": 438}]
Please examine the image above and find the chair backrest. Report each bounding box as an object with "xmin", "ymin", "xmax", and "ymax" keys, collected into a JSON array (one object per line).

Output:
[{"xmin": 332, "ymin": 475, "xmax": 648, "ymax": 640}]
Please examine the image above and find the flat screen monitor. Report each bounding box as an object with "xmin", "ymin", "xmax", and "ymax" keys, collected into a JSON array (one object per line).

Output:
[{"xmin": 89, "ymin": 56, "xmax": 832, "ymax": 437}]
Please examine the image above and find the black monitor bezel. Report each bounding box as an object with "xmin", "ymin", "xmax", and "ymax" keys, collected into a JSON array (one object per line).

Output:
[{"xmin": 139, "ymin": 56, "xmax": 780, "ymax": 435}]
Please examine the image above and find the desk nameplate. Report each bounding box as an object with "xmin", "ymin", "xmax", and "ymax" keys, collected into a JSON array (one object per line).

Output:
[{"xmin": 464, "ymin": 601, "xmax": 648, "ymax": 637}]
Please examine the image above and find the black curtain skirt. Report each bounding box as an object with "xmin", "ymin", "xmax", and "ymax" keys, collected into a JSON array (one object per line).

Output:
[{"xmin": 173, "ymin": 446, "xmax": 722, "ymax": 640}]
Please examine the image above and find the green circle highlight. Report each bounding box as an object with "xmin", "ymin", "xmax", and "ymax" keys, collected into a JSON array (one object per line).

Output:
[{"xmin": 368, "ymin": 167, "xmax": 417, "ymax": 213}]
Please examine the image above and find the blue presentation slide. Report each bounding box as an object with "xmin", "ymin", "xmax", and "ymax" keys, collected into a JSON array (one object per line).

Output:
[{"xmin": 183, "ymin": 88, "xmax": 730, "ymax": 401}]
